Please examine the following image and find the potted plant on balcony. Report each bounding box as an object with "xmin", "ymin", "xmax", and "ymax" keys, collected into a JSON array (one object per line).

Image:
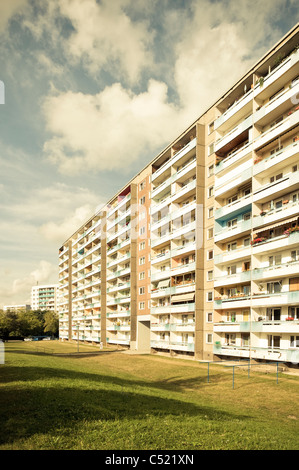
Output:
[{"xmin": 286, "ymin": 317, "xmax": 294, "ymax": 321}]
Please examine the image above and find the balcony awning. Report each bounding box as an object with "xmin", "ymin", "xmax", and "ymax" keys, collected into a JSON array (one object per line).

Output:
[
  {"xmin": 256, "ymin": 216, "xmax": 299, "ymax": 233},
  {"xmin": 171, "ymin": 293, "xmax": 195, "ymax": 303},
  {"xmin": 158, "ymin": 279, "xmax": 170, "ymax": 288}
]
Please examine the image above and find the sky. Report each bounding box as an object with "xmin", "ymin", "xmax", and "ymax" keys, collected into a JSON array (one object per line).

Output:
[{"xmin": 0, "ymin": 0, "xmax": 298, "ymax": 307}]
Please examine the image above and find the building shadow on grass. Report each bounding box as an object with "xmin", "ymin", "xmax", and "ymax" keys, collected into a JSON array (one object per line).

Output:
[{"xmin": 0, "ymin": 364, "xmax": 252, "ymax": 446}]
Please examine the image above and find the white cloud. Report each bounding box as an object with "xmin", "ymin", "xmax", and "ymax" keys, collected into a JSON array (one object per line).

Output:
[
  {"xmin": 0, "ymin": 260, "xmax": 57, "ymax": 307},
  {"xmin": 42, "ymin": 80, "xmax": 184, "ymax": 175},
  {"xmin": 39, "ymin": 204, "xmax": 96, "ymax": 244},
  {"xmin": 59, "ymin": 0, "xmax": 154, "ymax": 84},
  {"xmin": 0, "ymin": 0, "xmax": 28, "ymax": 32},
  {"xmin": 40, "ymin": 0, "xmax": 299, "ymax": 175}
]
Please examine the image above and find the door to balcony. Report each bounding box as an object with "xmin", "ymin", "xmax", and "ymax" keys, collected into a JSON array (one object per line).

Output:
[{"xmin": 267, "ymin": 308, "xmax": 281, "ymax": 321}]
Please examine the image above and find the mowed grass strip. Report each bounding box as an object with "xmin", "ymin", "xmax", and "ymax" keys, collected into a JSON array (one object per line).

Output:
[{"xmin": 0, "ymin": 341, "xmax": 298, "ymax": 450}]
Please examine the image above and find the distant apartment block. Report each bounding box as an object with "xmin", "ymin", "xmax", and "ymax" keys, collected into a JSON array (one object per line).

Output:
[
  {"xmin": 58, "ymin": 25, "xmax": 299, "ymax": 365},
  {"xmin": 3, "ymin": 304, "xmax": 31, "ymax": 312},
  {"xmin": 31, "ymin": 284, "xmax": 59, "ymax": 311}
]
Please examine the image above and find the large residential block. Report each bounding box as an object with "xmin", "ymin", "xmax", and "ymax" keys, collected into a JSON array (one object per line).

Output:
[
  {"xmin": 31, "ymin": 284, "xmax": 59, "ymax": 311},
  {"xmin": 59, "ymin": 24, "xmax": 299, "ymax": 364}
]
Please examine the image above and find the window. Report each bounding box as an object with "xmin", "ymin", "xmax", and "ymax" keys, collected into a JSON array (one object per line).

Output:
[
  {"xmin": 208, "ymin": 186, "xmax": 214, "ymax": 198},
  {"xmin": 139, "ymin": 271, "xmax": 145, "ymax": 280},
  {"xmin": 270, "ymin": 173, "xmax": 283, "ymax": 183},
  {"xmin": 267, "ymin": 308, "xmax": 281, "ymax": 321},
  {"xmin": 139, "ymin": 257, "xmax": 145, "ymax": 265},
  {"xmin": 139, "ymin": 302, "xmax": 145, "ymax": 310},
  {"xmin": 208, "ymin": 143, "xmax": 214, "ymax": 155},
  {"xmin": 208, "ymin": 164, "xmax": 214, "ymax": 177},
  {"xmin": 208, "ymin": 121, "xmax": 214, "ymax": 134},
  {"xmin": 207, "ymin": 291, "xmax": 213, "ymax": 302},
  {"xmin": 289, "ymin": 307, "xmax": 299, "ymax": 319},
  {"xmin": 207, "ymin": 312, "xmax": 213, "ymax": 322},
  {"xmin": 268, "ymin": 335, "xmax": 280, "ymax": 349},
  {"xmin": 291, "ymin": 250, "xmax": 299, "ymax": 262},
  {"xmin": 206, "ymin": 334, "xmax": 213, "ymax": 344},
  {"xmin": 139, "ymin": 226, "xmax": 145, "ymax": 236},
  {"xmin": 139, "ymin": 287, "xmax": 145, "ymax": 295},
  {"xmin": 208, "ymin": 227, "xmax": 214, "ymax": 239},
  {"xmin": 208, "ymin": 207, "xmax": 214, "ymax": 218},
  {"xmin": 228, "ymin": 242, "xmax": 237, "ymax": 251},
  {"xmin": 225, "ymin": 333, "xmax": 236, "ymax": 345},
  {"xmin": 140, "ymin": 196, "xmax": 145, "ymax": 205},
  {"xmin": 292, "ymin": 165, "xmax": 298, "ymax": 172},
  {"xmin": 269, "ymin": 254, "xmax": 281, "ymax": 266},
  {"xmin": 139, "ymin": 241, "xmax": 145, "ymax": 250},
  {"xmin": 227, "ymin": 265, "xmax": 237, "ymax": 275},
  {"xmin": 207, "ymin": 270, "xmax": 213, "ymax": 281},
  {"xmin": 227, "ymin": 194, "xmax": 238, "ymax": 205},
  {"xmin": 290, "ymin": 336, "xmax": 299, "ymax": 348},
  {"xmin": 139, "ymin": 181, "xmax": 145, "ymax": 191},
  {"xmin": 207, "ymin": 250, "xmax": 214, "ymax": 260},
  {"xmin": 267, "ymin": 281, "xmax": 282, "ymax": 294},
  {"xmin": 243, "ymin": 238, "xmax": 250, "ymax": 246},
  {"xmin": 227, "ymin": 218, "xmax": 237, "ymax": 228}
]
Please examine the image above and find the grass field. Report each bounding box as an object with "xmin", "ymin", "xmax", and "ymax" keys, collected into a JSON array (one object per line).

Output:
[{"xmin": 0, "ymin": 340, "xmax": 298, "ymax": 450}]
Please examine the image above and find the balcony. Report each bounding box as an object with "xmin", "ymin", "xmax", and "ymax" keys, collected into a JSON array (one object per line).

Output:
[
  {"xmin": 214, "ymin": 245, "xmax": 252, "ymax": 265},
  {"xmin": 253, "ymin": 110, "xmax": 298, "ymax": 152},
  {"xmin": 254, "ymin": 82, "xmax": 299, "ymax": 127},
  {"xmin": 150, "ymin": 323, "xmax": 170, "ymax": 331},
  {"xmin": 151, "ymin": 138, "xmax": 197, "ymax": 183},
  {"xmin": 251, "ymin": 230, "xmax": 299, "ymax": 254},
  {"xmin": 171, "ymin": 179, "xmax": 196, "ymax": 203},
  {"xmin": 151, "ymin": 302, "xmax": 195, "ymax": 314},
  {"xmin": 214, "ymin": 319, "xmax": 299, "ymax": 334},
  {"xmin": 215, "ymin": 141, "xmax": 252, "ymax": 175},
  {"xmin": 215, "ymin": 115, "xmax": 253, "ymax": 155},
  {"xmin": 253, "ymin": 171, "xmax": 299, "ymax": 204},
  {"xmin": 215, "ymin": 194, "xmax": 252, "ymax": 220},
  {"xmin": 170, "ymin": 261, "xmax": 196, "ymax": 277},
  {"xmin": 170, "ymin": 322, "xmax": 195, "ymax": 332},
  {"xmin": 252, "ymin": 200, "xmax": 299, "ymax": 230},
  {"xmin": 213, "ymin": 343, "xmax": 299, "ymax": 363},
  {"xmin": 215, "ymin": 88, "xmax": 253, "ymax": 132},
  {"xmin": 170, "ymin": 341, "xmax": 195, "ymax": 352},
  {"xmin": 253, "ymin": 48, "xmax": 299, "ymax": 101},
  {"xmin": 214, "ymin": 294, "xmax": 251, "ymax": 309},
  {"xmin": 214, "ymin": 270, "xmax": 251, "ymax": 287},
  {"xmin": 152, "ymin": 174, "xmax": 174, "ymax": 199},
  {"xmin": 150, "ymin": 339, "xmax": 170, "ymax": 349},
  {"xmin": 253, "ymin": 139, "xmax": 299, "ymax": 177},
  {"xmin": 250, "ymin": 290, "xmax": 299, "ymax": 307},
  {"xmin": 215, "ymin": 166, "xmax": 252, "ymax": 198},
  {"xmin": 214, "ymin": 218, "xmax": 251, "ymax": 243}
]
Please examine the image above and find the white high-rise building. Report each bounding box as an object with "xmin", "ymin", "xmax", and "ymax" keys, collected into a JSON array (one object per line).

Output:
[{"xmin": 31, "ymin": 284, "xmax": 59, "ymax": 312}]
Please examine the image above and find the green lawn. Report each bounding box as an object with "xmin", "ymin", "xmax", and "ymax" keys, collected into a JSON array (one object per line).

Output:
[{"xmin": 0, "ymin": 341, "xmax": 298, "ymax": 450}]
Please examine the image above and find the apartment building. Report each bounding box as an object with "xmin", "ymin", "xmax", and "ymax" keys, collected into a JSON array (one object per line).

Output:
[
  {"xmin": 3, "ymin": 304, "xmax": 31, "ymax": 312},
  {"xmin": 31, "ymin": 284, "xmax": 59, "ymax": 311},
  {"xmin": 58, "ymin": 24, "xmax": 299, "ymax": 365}
]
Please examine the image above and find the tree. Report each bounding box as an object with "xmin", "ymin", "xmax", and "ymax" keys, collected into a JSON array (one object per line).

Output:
[
  {"xmin": 0, "ymin": 310, "xmax": 19, "ymax": 340},
  {"xmin": 17, "ymin": 310, "xmax": 43, "ymax": 338},
  {"xmin": 43, "ymin": 311, "xmax": 59, "ymax": 337}
]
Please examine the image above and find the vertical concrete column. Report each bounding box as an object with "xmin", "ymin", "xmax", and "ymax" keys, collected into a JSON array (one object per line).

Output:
[
  {"xmin": 195, "ymin": 122, "xmax": 206, "ymax": 360},
  {"xmin": 100, "ymin": 211, "xmax": 107, "ymax": 346},
  {"xmin": 67, "ymin": 240, "xmax": 73, "ymax": 341},
  {"xmin": 130, "ymin": 184, "xmax": 138, "ymax": 347}
]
